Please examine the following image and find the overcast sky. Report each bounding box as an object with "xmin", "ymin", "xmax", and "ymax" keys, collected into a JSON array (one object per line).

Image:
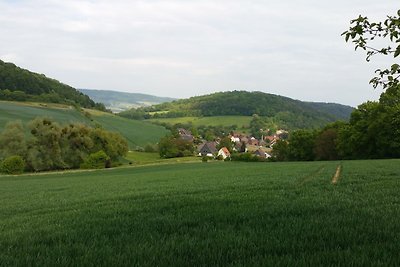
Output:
[{"xmin": 0, "ymin": 0, "xmax": 398, "ymax": 106}]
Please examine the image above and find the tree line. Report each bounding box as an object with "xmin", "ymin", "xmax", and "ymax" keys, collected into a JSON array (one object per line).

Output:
[
  {"xmin": 273, "ymin": 85, "xmax": 400, "ymax": 161},
  {"xmin": 0, "ymin": 118, "xmax": 128, "ymax": 174}
]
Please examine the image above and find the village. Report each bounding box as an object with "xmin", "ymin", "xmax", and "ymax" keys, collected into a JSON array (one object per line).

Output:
[{"xmin": 176, "ymin": 127, "xmax": 289, "ymax": 160}]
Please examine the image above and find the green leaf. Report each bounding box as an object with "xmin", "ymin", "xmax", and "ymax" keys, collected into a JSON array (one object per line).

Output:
[
  {"xmin": 397, "ymin": 9, "xmax": 400, "ymax": 17},
  {"xmin": 345, "ymin": 33, "xmax": 350, "ymax": 42},
  {"xmin": 394, "ymin": 45, "xmax": 400, "ymax": 58}
]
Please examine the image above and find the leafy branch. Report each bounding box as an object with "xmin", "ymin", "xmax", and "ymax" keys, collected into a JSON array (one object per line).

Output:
[{"xmin": 342, "ymin": 10, "xmax": 400, "ymax": 89}]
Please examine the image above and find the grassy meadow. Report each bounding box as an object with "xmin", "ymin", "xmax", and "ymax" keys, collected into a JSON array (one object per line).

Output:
[
  {"xmin": 1, "ymin": 159, "xmax": 400, "ymax": 266},
  {"xmin": 0, "ymin": 101, "xmax": 168, "ymax": 148}
]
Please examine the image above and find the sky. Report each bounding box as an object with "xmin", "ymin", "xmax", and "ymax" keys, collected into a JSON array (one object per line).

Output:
[{"xmin": 0, "ymin": 0, "xmax": 398, "ymax": 106}]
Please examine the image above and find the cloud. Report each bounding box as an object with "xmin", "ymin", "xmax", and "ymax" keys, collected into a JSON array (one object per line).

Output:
[{"xmin": 0, "ymin": 0, "xmax": 398, "ymax": 105}]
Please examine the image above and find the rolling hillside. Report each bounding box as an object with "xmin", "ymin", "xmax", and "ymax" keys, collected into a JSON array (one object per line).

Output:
[
  {"xmin": 79, "ymin": 89, "xmax": 176, "ymax": 113},
  {"xmin": 0, "ymin": 101, "xmax": 168, "ymax": 149},
  {"xmin": 120, "ymin": 91, "xmax": 354, "ymax": 130},
  {"xmin": 0, "ymin": 59, "xmax": 104, "ymax": 109}
]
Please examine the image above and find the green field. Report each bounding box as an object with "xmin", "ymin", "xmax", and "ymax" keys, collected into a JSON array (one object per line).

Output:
[
  {"xmin": 148, "ymin": 116, "xmax": 252, "ymax": 129},
  {"xmin": 0, "ymin": 101, "xmax": 168, "ymax": 148},
  {"xmin": 87, "ymin": 112, "xmax": 169, "ymax": 149},
  {"xmin": 0, "ymin": 101, "xmax": 92, "ymax": 128},
  {"xmin": 125, "ymin": 151, "xmax": 198, "ymax": 165},
  {"xmin": 1, "ymin": 159, "xmax": 400, "ymax": 266}
]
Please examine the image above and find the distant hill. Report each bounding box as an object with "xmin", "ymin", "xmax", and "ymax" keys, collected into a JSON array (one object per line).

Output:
[
  {"xmin": 0, "ymin": 59, "xmax": 104, "ymax": 110},
  {"xmin": 79, "ymin": 89, "xmax": 176, "ymax": 113},
  {"xmin": 120, "ymin": 91, "xmax": 354, "ymax": 130}
]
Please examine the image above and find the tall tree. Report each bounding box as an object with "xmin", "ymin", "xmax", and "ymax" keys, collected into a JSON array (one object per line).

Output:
[
  {"xmin": 0, "ymin": 121, "xmax": 27, "ymax": 159},
  {"xmin": 314, "ymin": 128, "xmax": 339, "ymax": 161},
  {"xmin": 27, "ymin": 118, "xmax": 65, "ymax": 171},
  {"xmin": 250, "ymin": 114, "xmax": 265, "ymax": 139},
  {"xmin": 287, "ymin": 130, "xmax": 317, "ymax": 161},
  {"xmin": 217, "ymin": 137, "xmax": 234, "ymax": 153},
  {"xmin": 60, "ymin": 123, "xmax": 94, "ymax": 168}
]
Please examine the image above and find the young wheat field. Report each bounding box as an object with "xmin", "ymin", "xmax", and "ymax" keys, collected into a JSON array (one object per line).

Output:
[{"xmin": 1, "ymin": 160, "xmax": 400, "ymax": 266}]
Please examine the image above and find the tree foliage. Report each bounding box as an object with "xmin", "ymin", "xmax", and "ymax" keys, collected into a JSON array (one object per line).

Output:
[
  {"xmin": 216, "ymin": 136, "xmax": 234, "ymax": 153},
  {"xmin": 340, "ymin": 10, "xmax": 400, "ymax": 159},
  {"xmin": 119, "ymin": 91, "xmax": 353, "ymax": 130},
  {"xmin": 0, "ymin": 156, "xmax": 25, "ymax": 174},
  {"xmin": 0, "ymin": 60, "xmax": 106, "ymax": 110},
  {"xmin": 0, "ymin": 118, "xmax": 128, "ymax": 172},
  {"xmin": 343, "ymin": 10, "xmax": 400, "ymax": 89},
  {"xmin": 0, "ymin": 121, "xmax": 27, "ymax": 160},
  {"xmin": 272, "ymin": 86, "xmax": 400, "ymax": 162},
  {"xmin": 287, "ymin": 130, "xmax": 318, "ymax": 161},
  {"xmin": 80, "ymin": 150, "xmax": 110, "ymax": 169},
  {"xmin": 158, "ymin": 135, "xmax": 194, "ymax": 158}
]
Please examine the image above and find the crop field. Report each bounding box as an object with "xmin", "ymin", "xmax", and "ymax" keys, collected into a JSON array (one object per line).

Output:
[
  {"xmin": 87, "ymin": 112, "xmax": 169, "ymax": 149},
  {"xmin": 148, "ymin": 116, "xmax": 252, "ymax": 129},
  {"xmin": 0, "ymin": 101, "xmax": 91, "ymax": 130},
  {"xmin": 0, "ymin": 101, "xmax": 168, "ymax": 148},
  {"xmin": 125, "ymin": 151, "xmax": 198, "ymax": 165},
  {"xmin": 1, "ymin": 159, "xmax": 400, "ymax": 266}
]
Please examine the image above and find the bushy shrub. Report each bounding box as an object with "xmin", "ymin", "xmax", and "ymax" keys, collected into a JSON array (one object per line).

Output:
[
  {"xmin": 201, "ymin": 156, "xmax": 209, "ymax": 162},
  {"xmin": 0, "ymin": 156, "xmax": 25, "ymax": 174},
  {"xmin": 216, "ymin": 155, "xmax": 224, "ymax": 161},
  {"xmin": 144, "ymin": 144, "xmax": 157, "ymax": 153},
  {"xmin": 80, "ymin": 150, "xmax": 110, "ymax": 169},
  {"xmin": 231, "ymin": 153, "xmax": 265, "ymax": 162}
]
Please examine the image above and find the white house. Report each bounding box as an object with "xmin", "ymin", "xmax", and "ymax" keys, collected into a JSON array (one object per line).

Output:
[{"xmin": 217, "ymin": 147, "xmax": 231, "ymax": 159}]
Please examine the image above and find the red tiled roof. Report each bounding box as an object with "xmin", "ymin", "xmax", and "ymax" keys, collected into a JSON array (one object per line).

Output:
[{"xmin": 220, "ymin": 147, "xmax": 231, "ymax": 156}]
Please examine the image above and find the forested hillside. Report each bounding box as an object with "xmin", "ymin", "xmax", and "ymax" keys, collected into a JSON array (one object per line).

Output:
[
  {"xmin": 0, "ymin": 60, "xmax": 104, "ymax": 110},
  {"xmin": 119, "ymin": 91, "xmax": 354, "ymax": 129}
]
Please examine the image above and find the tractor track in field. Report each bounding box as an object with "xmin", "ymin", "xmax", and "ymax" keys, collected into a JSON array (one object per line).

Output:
[
  {"xmin": 296, "ymin": 165, "xmax": 326, "ymax": 186},
  {"xmin": 332, "ymin": 164, "xmax": 342, "ymax": 185}
]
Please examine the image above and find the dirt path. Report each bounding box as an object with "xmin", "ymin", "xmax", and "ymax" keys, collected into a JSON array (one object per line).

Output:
[{"xmin": 332, "ymin": 164, "xmax": 342, "ymax": 185}]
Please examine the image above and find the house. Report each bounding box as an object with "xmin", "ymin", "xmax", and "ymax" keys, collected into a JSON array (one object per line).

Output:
[
  {"xmin": 234, "ymin": 142, "xmax": 247, "ymax": 152},
  {"xmin": 178, "ymin": 128, "xmax": 194, "ymax": 142},
  {"xmin": 246, "ymin": 144, "xmax": 262, "ymax": 153},
  {"xmin": 276, "ymin": 129, "xmax": 289, "ymax": 140},
  {"xmin": 265, "ymin": 135, "xmax": 279, "ymax": 147},
  {"xmin": 178, "ymin": 128, "xmax": 191, "ymax": 136},
  {"xmin": 230, "ymin": 133, "xmax": 241, "ymax": 143},
  {"xmin": 217, "ymin": 147, "xmax": 231, "ymax": 159},
  {"xmin": 248, "ymin": 138, "xmax": 259, "ymax": 146},
  {"xmin": 254, "ymin": 148, "xmax": 271, "ymax": 159},
  {"xmin": 240, "ymin": 136, "xmax": 249, "ymax": 144},
  {"xmin": 259, "ymin": 139, "xmax": 267, "ymax": 147},
  {"xmin": 198, "ymin": 142, "xmax": 218, "ymax": 157}
]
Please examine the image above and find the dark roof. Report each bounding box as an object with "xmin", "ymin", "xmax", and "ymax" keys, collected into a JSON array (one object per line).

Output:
[
  {"xmin": 178, "ymin": 128, "xmax": 192, "ymax": 136},
  {"xmin": 199, "ymin": 142, "xmax": 218, "ymax": 154},
  {"xmin": 254, "ymin": 149, "xmax": 267, "ymax": 158}
]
